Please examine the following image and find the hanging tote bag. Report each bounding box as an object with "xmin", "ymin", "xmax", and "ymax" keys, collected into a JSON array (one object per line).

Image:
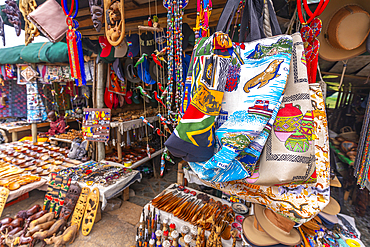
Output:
[
  {"xmin": 195, "ymin": 83, "xmax": 330, "ymax": 224},
  {"xmin": 244, "ymin": 33, "xmax": 316, "ymax": 186},
  {"xmin": 181, "ymin": 0, "xmax": 293, "ymax": 184}
]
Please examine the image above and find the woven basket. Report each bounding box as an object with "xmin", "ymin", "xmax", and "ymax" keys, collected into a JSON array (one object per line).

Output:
[{"xmin": 338, "ymin": 126, "xmax": 358, "ymax": 143}]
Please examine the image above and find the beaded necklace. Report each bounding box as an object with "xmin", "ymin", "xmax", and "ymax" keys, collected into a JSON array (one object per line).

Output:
[{"xmin": 164, "ymin": 0, "xmax": 188, "ymax": 115}]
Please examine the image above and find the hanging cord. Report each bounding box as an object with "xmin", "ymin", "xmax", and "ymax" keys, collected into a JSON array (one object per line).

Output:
[
  {"xmin": 138, "ymin": 29, "xmax": 149, "ymax": 149},
  {"xmin": 263, "ymin": 0, "xmax": 272, "ymax": 37},
  {"xmin": 338, "ymin": 60, "xmax": 348, "ymax": 90},
  {"xmin": 317, "ymin": 61, "xmax": 327, "ymax": 100},
  {"xmin": 285, "ymin": 7, "xmax": 297, "ymax": 35}
]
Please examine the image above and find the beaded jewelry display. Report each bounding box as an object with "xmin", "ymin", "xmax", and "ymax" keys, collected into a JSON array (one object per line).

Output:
[
  {"xmin": 62, "ymin": 0, "xmax": 87, "ymax": 86},
  {"xmin": 163, "ymin": 0, "xmax": 188, "ymax": 113}
]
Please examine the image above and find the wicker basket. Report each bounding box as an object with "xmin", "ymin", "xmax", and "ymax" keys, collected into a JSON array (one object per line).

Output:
[{"xmin": 338, "ymin": 126, "xmax": 358, "ymax": 143}]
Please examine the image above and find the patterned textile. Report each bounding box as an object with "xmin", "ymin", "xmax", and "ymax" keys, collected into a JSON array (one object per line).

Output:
[
  {"xmin": 190, "ymin": 83, "xmax": 329, "ymax": 224},
  {"xmin": 247, "ymin": 33, "xmax": 316, "ymax": 186},
  {"xmin": 0, "ymin": 80, "xmax": 27, "ymax": 118},
  {"xmin": 165, "ymin": 32, "xmax": 233, "ymax": 162},
  {"xmin": 188, "ymin": 35, "xmax": 293, "ymax": 182},
  {"xmin": 27, "ymin": 82, "xmax": 47, "ymax": 123}
]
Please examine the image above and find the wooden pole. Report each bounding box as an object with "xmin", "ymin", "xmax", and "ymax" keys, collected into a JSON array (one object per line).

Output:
[
  {"xmin": 96, "ymin": 62, "xmax": 105, "ymax": 161},
  {"xmin": 117, "ymin": 130, "xmax": 122, "ymax": 162},
  {"xmin": 31, "ymin": 123, "xmax": 37, "ymax": 143}
]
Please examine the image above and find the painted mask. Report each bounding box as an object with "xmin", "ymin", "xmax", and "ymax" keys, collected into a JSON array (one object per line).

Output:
[{"xmin": 89, "ymin": 0, "xmax": 104, "ymax": 32}]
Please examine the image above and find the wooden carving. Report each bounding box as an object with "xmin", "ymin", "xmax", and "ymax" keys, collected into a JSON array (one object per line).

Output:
[
  {"xmin": 19, "ymin": 0, "xmax": 40, "ymax": 45},
  {"xmin": 71, "ymin": 187, "xmax": 90, "ymax": 230},
  {"xmin": 104, "ymin": 0, "xmax": 125, "ymax": 46},
  {"xmin": 81, "ymin": 188, "xmax": 99, "ymax": 236},
  {"xmin": 0, "ymin": 187, "xmax": 9, "ymax": 218},
  {"xmin": 44, "ymin": 224, "xmax": 78, "ymax": 247}
]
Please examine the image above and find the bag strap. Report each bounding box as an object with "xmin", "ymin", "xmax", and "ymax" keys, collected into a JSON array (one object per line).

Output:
[
  {"xmin": 215, "ymin": 0, "xmax": 241, "ymax": 33},
  {"xmin": 239, "ymin": 0, "xmax": 282, "ymax": 42}
]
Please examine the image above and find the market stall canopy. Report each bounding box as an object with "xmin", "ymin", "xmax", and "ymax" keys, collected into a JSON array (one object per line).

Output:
[{"xmin": 0, "ymin": 42, "xmax": 69, "ymax": 64}]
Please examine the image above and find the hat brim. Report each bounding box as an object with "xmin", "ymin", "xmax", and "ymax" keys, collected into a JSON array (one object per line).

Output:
[
  {"xmin": 330, "ymin": 176, "xmax": 342, "ymax": 188},
  {"xmin": 322, "ymin": 197, "xmax": 341, "ymax": 215},
  {"xmin": 114, "ymin": 39, "xmax": 128, "ymax": 58},
  {"xmin": 254, "ymin": 204, "xmax": 302, "ymax": 246},
  {"xmin": 149, "ymin": 59, "xmax": 167, "ymax": 83},
  {"xmin": 124, "ymin": 57, "xmax": 141, "ymax": 83},
  {"xmin": 242, "ymin": 216, "xmax": 281, "ymax": 246},
  {"xmin": 318, "ymin": 0, "xmax": 370, "ymax": 61},
  {"xmin": 318, "ymin": 212, "xmax": 339, "ymax": 224}
]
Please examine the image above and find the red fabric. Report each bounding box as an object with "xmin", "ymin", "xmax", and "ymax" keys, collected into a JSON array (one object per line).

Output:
[{"xmin": 46, "ymin": 117, "xmax": 66, "ymax": 136}]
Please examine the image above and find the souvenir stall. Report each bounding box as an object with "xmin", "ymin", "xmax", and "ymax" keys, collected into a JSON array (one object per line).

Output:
[
  {"xmin": 144, "ymin": 0, "xmax": 368, "ymax": 246},
  {"xmin": 0, "ymin": 0, "xmax": 369, "ymax": 245},
  {"xmin": 0, "ymin": 42, "xmax": 92, "ymax": 143}
]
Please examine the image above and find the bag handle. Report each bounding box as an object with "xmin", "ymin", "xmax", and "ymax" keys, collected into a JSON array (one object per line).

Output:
[
  {"xmin": 216, "ymin": 0, "xmax": 282, "ymax": 42},
  {"xmin": 215, "ymin": 0, "xmax": 240, "ymax": 34},
  {"xmin": 239, "ymin": 0, "xmax": 282, "ymax": 42}
]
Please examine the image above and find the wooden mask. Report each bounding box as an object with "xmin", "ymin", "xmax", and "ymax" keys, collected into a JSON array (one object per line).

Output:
[{"xmin": 104, "ymin": 0, "xmax": 125, "ymax": 46}]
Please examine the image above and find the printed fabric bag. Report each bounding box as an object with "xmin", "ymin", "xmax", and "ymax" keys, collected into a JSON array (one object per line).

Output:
[
  {"xmin": 166, "ymin": 0, "xmax": 289, "ymax": 173},
  {"xmin": 190, "ymin": 33, "xmax": 316, "ymax": 185},
  {"xmin": 198, "ymin": 83, "xmax": 330, "ymax": 224},
  {"xmin": 243, "ymin": 33, "xmax": 316, "ymax": 186}
]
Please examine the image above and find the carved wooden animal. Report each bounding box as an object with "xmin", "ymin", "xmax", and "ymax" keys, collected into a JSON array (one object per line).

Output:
[
  {"xmin": 25, "ymin": 210, "xmax": 47, "ymax": 228},
  {"xmin": 27, "ymin": 220, "xmax": 56, "ymax": 237},
  {"xmin": 29, "ymin": 212, "xmax": 55, "ymax": 230},
  {"xmin": 44, "ymin": 224, "xmax": 78, "ymax": 247},
  {"xmin": 31, "ymin": 218, "xmax": 66, "ymax": 247},
  {"xmin": 15, "ymin": 205, "xmax": 41, "ymax": 219},
  {"xmin": 0, "ymin": 218, "xmax": 24, "ymax": 233}
]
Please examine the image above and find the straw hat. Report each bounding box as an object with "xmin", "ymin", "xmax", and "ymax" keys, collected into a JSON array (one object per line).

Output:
[
  {"xmin": 242, "ymin": 215, "xmax": 281, "ymax": 246},
  {"xmin": 318, "ymin": 0, "xmax": 370, "ymax": 61},
  {"xmin": 330, "ymin": 175, "xmax": 342, "ymax": 188},
  {"xmin": 322, "ymin": 197, "xmax": 341, "ymax": 215},
  {"xmin": 253, "ymin": 204, "xmax": 301, "ymax": 246}
]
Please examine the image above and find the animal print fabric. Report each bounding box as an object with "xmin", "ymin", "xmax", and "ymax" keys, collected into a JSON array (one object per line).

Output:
[{"xmin": 196, "ymin": 83, "xmax": 330, "ymax": 224}]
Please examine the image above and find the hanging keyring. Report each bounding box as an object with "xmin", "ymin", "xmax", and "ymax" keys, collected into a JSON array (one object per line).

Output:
[{"xmin": 297, "ymin": 0, "xmax": 329, "ymax": 25}]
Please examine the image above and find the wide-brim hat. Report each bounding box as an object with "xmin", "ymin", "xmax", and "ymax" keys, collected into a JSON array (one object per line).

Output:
[
  {"xmin": 318, "ymin": 212, "xmax": 339, "ymax": 224},
  {"xmin": 254, "ymin": 204, "xmax": 301, "ymax": 246},
  {"xmin": 318, "ymin": 0, "xmax": 370, "ymax": 61},
  {"xmin": 242, "ymin": 215, "xmax": 281, "ymax": 246},
  {"xmin": 123, "ymin": 57, "xmax": 141, "ymax": 83},
  {"xmin": 330, "ymin": 175, "xmax": 342, "ymax": 188},
  {"xmin": 322, "ymin": 197, "xmax": 341, "ymax": 215},
  {"xmin": 114, "ymin": 38, "xmax": 128, "ymax": 58}
]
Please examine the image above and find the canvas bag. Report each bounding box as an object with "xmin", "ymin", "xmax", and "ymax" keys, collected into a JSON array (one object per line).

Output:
[
  {"xmin": 184, "ymin": 0, "xmax": 293, "ymax": 183},
  {"xmin": 243, "ymin": 33, "xmax": 316, "ymax": 186},
  {"xmin": 28, "ymin": 0, "xmax": 68, "ymax": 43},
  {"xmin": 189, "ymin": 83, "xmax": 330, "ymax": 224}
]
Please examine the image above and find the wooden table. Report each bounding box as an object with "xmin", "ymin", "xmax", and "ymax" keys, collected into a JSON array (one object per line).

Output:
[{"xmin": 0, "ymin": 119, "xmax": 77, "ymax": 142}]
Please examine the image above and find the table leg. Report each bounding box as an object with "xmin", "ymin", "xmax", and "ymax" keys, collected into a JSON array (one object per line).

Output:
[
  {"xmin": 11, "ymin": 132, "xmax": 18, "ymax": 142},
  {"xmin": 31, "ymin": 123, "xmax": 37, "ymax": 143},
  {"xmin": 117, "ymin": 129, "xmax": 122, "ymax": 162}
]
